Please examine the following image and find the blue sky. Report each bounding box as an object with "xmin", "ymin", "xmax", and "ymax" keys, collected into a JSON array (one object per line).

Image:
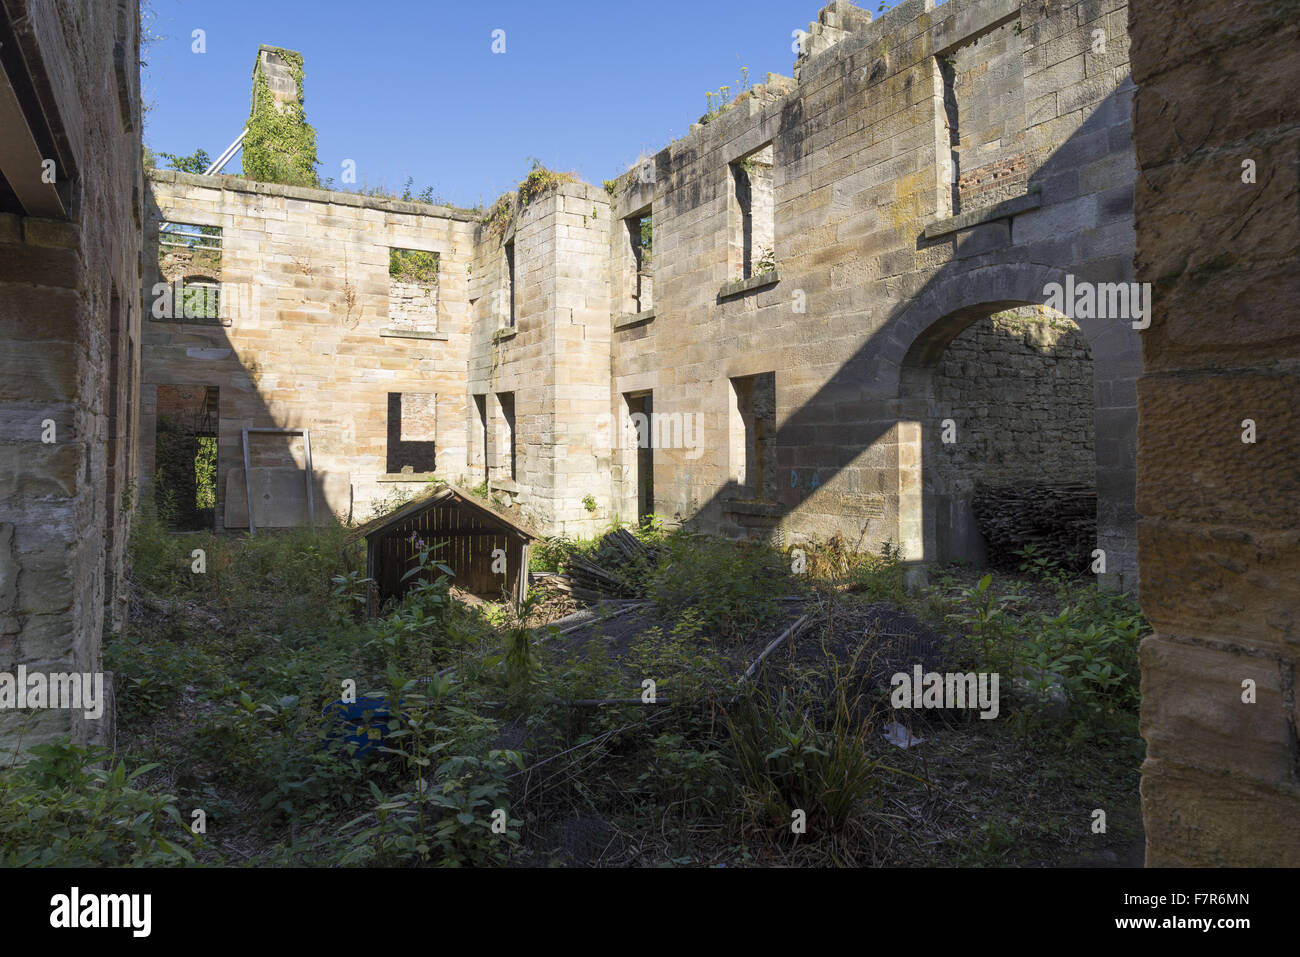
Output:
[{"xmin": 142, "ymin": 0, "xmax": 907, "ymax": 208}]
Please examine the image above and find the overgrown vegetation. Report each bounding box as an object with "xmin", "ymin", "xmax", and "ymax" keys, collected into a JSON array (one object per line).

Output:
[
  {"xmin": 322, "ymin": 175, "xmax": 452, "ymax": 207},
  {"xmin": 702, "ymin": 67, "xmax": 751, "ymax": 123},
  {"xmin": 157, "ymin": 148, "xmax": 212, "ymax": 174},
  {"xmin": 5, "ymin": 497, "xmax": 1147, "ymax": 867},
  {"xmin": 389, "ymin": 248, "xmax": 440, "ymax": 285},
  {"xmin": 242, "ymin": 47, "xmax": 319, "ymax": 188},
  {"xmin": 483, "ymin": 159, "xmax": 578, "ymax": 242},
  {"xmin": 0, "ymin": 739, "xmax": 197, "ymax": 866},
  {"xmin": 152, "ymin": 413, "xmax": 217, "ymax": 530},
  {"xmin": 650, "ymin": 535, "xmax": 783, "ymax": 643}
]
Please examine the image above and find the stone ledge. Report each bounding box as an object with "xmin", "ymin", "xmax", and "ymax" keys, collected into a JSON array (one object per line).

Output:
[
  {"xmin": 718, "ymin": 270, "xmax": 780, "ymax": 301},
  {"xmin": 492, "ymin": 327, "xmax": 517, "ymax": 342},
  {"xmin": 614, "ymin": 308, "xmax": 655, "ymax": 330},
  {"xmin": 489, "ymin": 478, "xmax": 520, "ymax": 494},
  {"xmin": 379, "ymin": 328, "xmax": 448, "ymax": 341},
  {"xmin": 923, "ymin": 187, "xmax": 1043, "ymax": 240},
  {"xmin": 147, "ymin": 316, "xmax": 231, "ymax": 328},
  {"xmin": 377, "ymin": 473, "xmax": 438, "ymax": 483},
  {"xmin": 722, "ymin": 499, "xmax": 784, "ymax": 518},
  {"xmin": 147, "ymin": 169, "xmax": 480, "ymax": 221}
]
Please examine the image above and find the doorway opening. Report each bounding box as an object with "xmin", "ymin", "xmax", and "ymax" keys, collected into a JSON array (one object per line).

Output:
[
  {"xmin": 154, "ymin": 384, "xmax": 218, "ymax": 530},
  {"xmin": 625, "ymin": 391, "xmax": 654, "ymax": 524},
  {"xmin": 901, "ymin": 305, "xmax": 1098, "ymax": 572}
]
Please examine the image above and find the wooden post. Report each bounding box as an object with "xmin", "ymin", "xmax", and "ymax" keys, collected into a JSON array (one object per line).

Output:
[
  {"xmin": 516, "ymin": 540, "xmax": 530, "ymax": 613},
  {"xmin": 365, "ymin": 538, "xmax": 374, "ymax": 618}
]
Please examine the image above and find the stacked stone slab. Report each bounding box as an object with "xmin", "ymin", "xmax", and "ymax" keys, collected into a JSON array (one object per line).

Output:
[{"xmin": 1130, "ymin": 0, "xmax": 1300, "ymax": 865}]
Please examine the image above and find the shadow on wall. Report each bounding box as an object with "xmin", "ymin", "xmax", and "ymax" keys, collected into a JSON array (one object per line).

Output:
[
  {"xmin": 140, "ymin": 188, "xmax": 312, "ymax": 534},
  {"xmin": 687, "ymin": 83, "xmax": 1142, "ymax": 589}
]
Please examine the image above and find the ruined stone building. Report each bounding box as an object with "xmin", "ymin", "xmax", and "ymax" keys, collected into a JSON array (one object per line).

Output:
[
  {"xmin": 144, "ymin": 0, "xmax": 1142, "ymax": 592},
  {"xmin": 0, "ymin": 0, "xmax": 1296, "ymax": 865}
]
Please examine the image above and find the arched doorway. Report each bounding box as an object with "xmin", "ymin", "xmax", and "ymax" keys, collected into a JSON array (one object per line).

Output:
[
  {"xmin": 903, "ymin": 304, "xmax": 1096, "ymax": 570},
  {"xmin": 885, "ymin": 266, "xmax": 1141, "ymax": 589}
]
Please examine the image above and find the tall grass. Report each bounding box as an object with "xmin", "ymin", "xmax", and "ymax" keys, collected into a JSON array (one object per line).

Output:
[{"xmin": 725, "ymin": 665, "xmax": 884, "ymax": 847}]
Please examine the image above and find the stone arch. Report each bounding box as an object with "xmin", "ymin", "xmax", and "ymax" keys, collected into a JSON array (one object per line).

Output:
[{"xmin": 884, "ymin": 264, "xmax": 1141, "ymax": 588}]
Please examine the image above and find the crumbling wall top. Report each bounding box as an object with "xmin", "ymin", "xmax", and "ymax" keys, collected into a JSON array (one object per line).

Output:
[
  {"xmin": 794, "ymin": 0, "xmax": 877, "ymax": 79},
  {"xmin": 147, "ymin": 168, "xmax": 481, "ymax": 221}
]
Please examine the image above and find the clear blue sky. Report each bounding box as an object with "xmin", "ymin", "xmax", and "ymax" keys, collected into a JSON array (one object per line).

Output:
[{"xmin": 142, "ymin": 0, "xmax": 909, "ymax": 208}]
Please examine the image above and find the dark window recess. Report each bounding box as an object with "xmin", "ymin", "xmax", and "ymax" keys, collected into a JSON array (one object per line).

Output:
[
  {"xmin": 387, "ymin": 392, "xmax": 437, "ymax": 473},
  {"xmin": 473, "ymin": 393, "xmax": 489, "ymax": 479},
  {"xmin": 730, "ymin": 372, "xmax": 777, "ymax": 501},
  {"xmin": 504, "ymin": 241, "xmax": 517, "ymax": 328},
  {"xmin": 623, "ymin": 211, "xmax": 653, "ymax": 313},
  {"xmin": 154, "ymin": 384, "xmax": 218, "ymax": 530},
  {"xmin": 626, "ymin": 391, "xmax": 654, "ymax": 522},
  {"xmin": 498, "ymin": 391, "xmax": 516, "ymax": 480},
  {"xmin": 729, "ymin": 145, "xmax": 775, "ymax": 280}
]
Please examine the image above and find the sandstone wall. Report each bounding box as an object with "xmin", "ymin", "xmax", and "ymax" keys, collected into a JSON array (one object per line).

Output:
[
  {"xmin": 138, "ymin": 0, "xmax": 1145, "ymax": 592},
  {"xmin": 140, "ymin": 171, "xmax": 477, "ymax": 527},
  {"xmin": 467, "ymin": 183, "xmax": 615, "ymax": 537},
  {"xmin": 1130, "ymin": 0, "xmax": 1300, "ymax": 865},
  {"xmin": 929, "ymin": 306, "xmax": 1096, "ymax": 562},
  {"xmin": 597, "ymin": 0, "xmax": 1140, "ymax": 587},
  {"xmin": 0, "ymin": 0, "xmax": 143, "ymax": 759},
  {"xmin": 932, "ymin": 308, "xmax": 1095, "ymax": 490}
]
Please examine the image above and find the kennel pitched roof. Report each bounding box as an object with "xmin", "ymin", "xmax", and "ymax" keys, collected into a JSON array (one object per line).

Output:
[{"xmin": 349, "ymin": 483, "xmax": 541, "ymax": 544}]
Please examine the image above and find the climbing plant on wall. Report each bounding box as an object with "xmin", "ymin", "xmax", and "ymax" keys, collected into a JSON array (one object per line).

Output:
[{"xmin": 242, "ymin": 48, "xmax": 320, "ymax": 188}]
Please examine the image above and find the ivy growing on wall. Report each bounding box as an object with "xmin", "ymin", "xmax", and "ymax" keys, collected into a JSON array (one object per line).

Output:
[{"xmin": 242, "ymin": 48, "xmax": 320, "ymax": 188}]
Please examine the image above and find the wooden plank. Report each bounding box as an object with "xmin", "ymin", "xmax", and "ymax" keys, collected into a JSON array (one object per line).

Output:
[{"xmin": 517, "ymin": 542, "xmax": 530, "ymax": 609}]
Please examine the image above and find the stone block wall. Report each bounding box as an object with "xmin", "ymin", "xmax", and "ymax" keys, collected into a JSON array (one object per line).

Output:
[
  {"xmin": 932, "ymin": 308, "xmax": 1095, "ymax": 489},
  {"xmin": 468, "ymin": 182, "xmax": 615, "ymax": 536},
  {"xmin": 387, "ymin": 278, "xmax": 439, "ymax": 335},
  {"xmin": 1130, "ymin": 0, "xmax": 1300, "ymax": 865},
  {"xmin": 928, "ymin": 306, "xmax": 1096, "ymax": 563},
  {"xmin": 468, "ymin": 191, "xmax": 558, "ymax": 521},
  {"xmin": 140, "ymin": 171, "xmax": 477, "ymax": 527},
  {"xmin": 0, "ymin": 0, "xmax": 143, "ymax": 760},
  {"xmin": 135, "ymin": 0, "xmax": 1143, "ymax": 587},
  {"xmin": 598, "ymin": 0, "xmax": 1140, "ymax": 588}
]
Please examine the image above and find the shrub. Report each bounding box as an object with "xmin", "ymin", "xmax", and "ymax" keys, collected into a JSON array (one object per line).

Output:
[
  {"xmin": 337, "ymin": 673, "xmax": 523, "ymax": 867},
  {"xmin": 0, "ymin": 739, "xmax": 197, "ymax": 866},
  {"xmin": 638, "ymin": 732, "xmax": 730, "ymax": 817},
  {"xmin": 941, "ymin": 570, "xmax": 1146, "ymax": 734},
  {"xmin": 649, "ymin": 534, "xmax": 782, "ymax": 642}
]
